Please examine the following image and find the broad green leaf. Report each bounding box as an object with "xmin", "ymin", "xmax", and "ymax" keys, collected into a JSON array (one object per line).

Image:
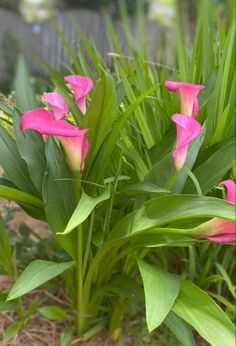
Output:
[
  {"xmin": 172, "ymin": 281, "xmax": 235, "ymax": 346},
  {"xmin": 0, "ymin": 300, "xmax": 19, "ymax": 312},
  {"xmin": 2, "ymin": 321, "xmax": 21, "ymax": 343},
  {"xmin": 109, "ymin": 195, "xmax": 235, "ymax": 241},
  {"xmin": 138, "ymin": 260, "xmax": 181, "ymax": 332},
  {"xmin": 39, "ymin": 305, "xmax": 68, "ymax": 321},
  {"xmin": 107, "ymin": 274, "xmax": 144, "ymax": 302},
  {"xmin": 83, "ymin": 72, "xmax": 117, "ymax": 174},
  {"xmin": 42, "ymin": 137, "xmax": 77, "ymax": 257},
  {"xmin": 0, "ymin": 185, "xmax": 45, "ymax": 220},
  {"xmin": 13, "ymin": 109, "xmax": 46, "ymax": 194},
  {"xmin": 0, "ymin": 125, "xmax": 39, "ymax": 196},
  {"xmin": 0, "ymin": 218, "xmax": 13, "ymax": 275},
  {"xmin": 0, "ymin": 185, "xmax": 43, "ymax": 208},
  {"xmin": 121, "ymin": 182, "xmax": 167, "ymax": 195},
  {"xmin": 14, "ymin": 55, "xmax": 38, "ymax": 111},
  {"xmin": 164, "ymin": 312, "xmax": 196, "ymax": 346},
  {"xmin": 61, "ymin": 187, "xmax": 110, "ymax": 235},
  {"xmin": 184, "ymin": 136, "xmax": 235, "ymax": 194},
  {"xmin": 132, "ymin": 228, "xmax": 198, "ymax": 248},
  {"xmin": 7, "ymin": 260, "xmax": 74, "ymax": 301}
]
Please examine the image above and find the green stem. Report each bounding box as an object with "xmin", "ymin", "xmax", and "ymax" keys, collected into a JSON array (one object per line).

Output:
[
  {"xmin": 183, "ymin": 166, "xmax": 203, "ymax": 196},
  {"xmin": 12, "ymin": 247, "xmax": 24, "ymax": 320},
  {"xmin": 73, "ymin": 173, "xmax": 87, "ymax": 334},
  {"xmin": 103, "ymin": 155, "xmax": 122, "ymax": 239},
  {"xmin": 83, "ymin": 210, "xmax": 94, "ymax": 277},
  {"xmin": 77, "ymin": 224, "xmax": 85, "ymax": 334},
  {"xmin": 166, "ymin": 170, "xmax": 179, "ymax": 192}
]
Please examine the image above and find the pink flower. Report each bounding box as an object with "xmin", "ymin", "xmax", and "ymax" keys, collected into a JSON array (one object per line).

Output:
[
  {"xmin": 64, "ymin": 75, "xmax": 93, "ymax": 114},
  {"xmin": 196, "ymin": 180, "xmax": 236, "ymax": 243},
  {"xmin": 20, "ymin": 108, "xmax": 88, "ymax": 172},
  {"xmin": 219, "ymin": 180, "xmax": 236, "ymax": 204},
  {"xmin": 171, "ymin": 114, "xmax": 202, "ymax": 171},
  {"xmin": 165, "ymin": 81, "xmax": 204, "ymax": 117},
  {"xmin": 42, "ymin": 92, "xmax": 69, "ymax": 120}
]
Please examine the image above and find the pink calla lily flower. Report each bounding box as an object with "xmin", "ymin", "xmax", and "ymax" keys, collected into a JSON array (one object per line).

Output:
[
  {"xmin": 42, "ymin": 92, "xmax": 69, "ymax": 120},
  {"xmin": 165, "ymin": 81, "xmax": 204, "ymax": 117},
  {"xmin": 20, "ymin": 108, "xmax": 88, "ymax": 171},
  {"xmin": 64, "ymin": 75, "xmax": 93, "ymax": 114},
  {"xmin": 196, "ymin": 180, "xmax": 236, "ymax": 243},
  {"xmin": 219, "ymin": 180, "xmax": 236, "ymax": 204},
  {"xmin": 171, "ymin": 114, "xmax": 202, "ymax": 171}
]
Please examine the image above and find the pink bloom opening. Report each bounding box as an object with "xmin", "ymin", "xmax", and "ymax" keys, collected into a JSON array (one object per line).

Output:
[
  {"xmin": 205, "ymin": 219, "xmax": 236, "ymax": 243},
  {"xmin": 197, "ymin": 180, "xmax": 236, "ymax": 243},
  {"xmin": 219, "ymin": 180, "xmax": 236, "ymax": 204},
  {"xmin": 171, "ymin": 114, "xmax": 202, "ymax": 171},
  {"xmin": 42, "ymin": 92, "xmax": 69, "ymax": 120},
  {"xmin": 20, "ymin": 108, "xmax": 88, "ymax": 172},
  {"xmin": 165, "ymin": 80, "xmax": 204, "ymax": 117},
  {"xmin": 64, "ymin": 75, "xmax": 93, "ymax": 114}
]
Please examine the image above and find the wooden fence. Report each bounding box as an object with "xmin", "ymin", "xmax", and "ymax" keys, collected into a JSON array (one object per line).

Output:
[{"xmin": 0, "ymin": 8, "xmax": 167, "ymax": 77}]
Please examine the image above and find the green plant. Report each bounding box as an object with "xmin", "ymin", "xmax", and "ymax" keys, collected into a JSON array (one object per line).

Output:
[{"xmin": 0, "ymin": 0, "xmax": 235, "ymax": 345}]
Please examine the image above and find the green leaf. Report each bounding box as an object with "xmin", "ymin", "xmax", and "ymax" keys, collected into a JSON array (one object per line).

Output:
[
  {"xmin": 172, "ymin": 281, "xmax": 236, "ymax": 346},
  {"xmin": 164, "ymin": 312, "xmax": 196, "ymax": 346},
  {"xmin": 14, "ymin": 55, "xmax": 38, "ymax": 111},
  {"xmin": 85, "ymin": 83, "xmax": 160, "ymax": 182},
  {"xmin": 0, "ymin": 218, "xmax": 13, "ymax": 275},
  {"xmin": 0, "ymin": 301, "xmax": 19, "ymax": 312},
  {"xmin": 60, "ymin": 328, "xmax": 74, "ymax": 346},
  {"xmin": 7, "ymin": 260, "xmax": 74, "ymax": 301},
  {"xmin": 0, "ymin": 292, "xmax": 19, "ymax": 312},
  {"xmin": 39, "ymin": 305, "xmax": 68, "ymax": 321},
  {"xmin": 109, "ymin": 195, "xmax": 235, "ymax": 241},
  {"xmin": 42, "ymin": 137, "xmax": 77, "ymax": 257},
  {"xmin": 61, "ymin": 187, "xmax": 110, "ymax": 235},
  {"xmin": 138, "ymin": 260, "xmax": 181, "ymax": 332},
  {"xmin": 2, "ymin": 321, "xmax": 21, "ymax": 343},
  {"xmin": 83, "ymin": 72, "xmax": 117, "ymax": 173},
  {"xmin": 0, "ymin": 101, "xmax": 14, "ymax": 117},
  {"xmin": 184, "ymin": 137, "xmax": 235, "ymax": 194},
  {"xmin": 107, "ymin": 274, "xmax": 144, "ymax": 302},
  {"xmin": 0, "ymin": 125, "xmax": 39, "ymax": 196},
  {"xmin": 132, "ymin": 228, "xmax": 198, "ymax": 248},
  {"xmin": 0, "ymin": 184, "xmax": 45, "ymax": 220},
  {"xmin": 121, "ymin": 182, "xmax": 168, "ymax": 195},
  {"xmin": 13, "ymin": 109, "xmax": 46, "ymax": 194},
  {"xmin": 0, "ymin": 185, "xmax": 43, "ymax": 208}
]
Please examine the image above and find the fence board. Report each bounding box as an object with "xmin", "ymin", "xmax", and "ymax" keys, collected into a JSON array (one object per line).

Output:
[{"xmin": 0, "ymin": 8, "xmax": 165, "ymax": 77}]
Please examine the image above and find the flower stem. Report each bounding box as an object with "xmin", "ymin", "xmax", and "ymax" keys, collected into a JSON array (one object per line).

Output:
[
  {"xmin": 77, "ymin": 223, "xmax": 85, "ymax": 334},
  {"xmin": 83, "ymin": 210, "xmax": 94, "ymax": 277},
  {"xmin": 166, "ymin": 170, "xmax": 178, "ymax": 192}
]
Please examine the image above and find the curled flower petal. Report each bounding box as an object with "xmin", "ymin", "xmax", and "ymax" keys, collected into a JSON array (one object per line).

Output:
[
  {"xmin": 42, "ymin": 92, "xmax": 69, "ymax": 120},
  {"xmin": 198, "ymin": 219, "xmax": 236, "ymax": 243},
  {"xmin": 172, "ymin": 114, "xmax": 202, "ymax": 171},
  {"xmin": 64, "ymin": 75, "xmax": 93, "ymax": 114},
  {"xmin": 196, "ymin": 179, "xmax": 236, "ymax": 243},
  {"xmin": 165, "ymin": 80, "xmax": 204, "ymax": 117},
  {"xmin": 21, "ymin": 108, "xmax": 86, "ymax": 137},
  {"xmin": 20, "ymin": 108, "xmax": 89, "ymax": 172},
  {"xmin": 219, "ymin": 180, "xmax": 236, "ymax": 204}
]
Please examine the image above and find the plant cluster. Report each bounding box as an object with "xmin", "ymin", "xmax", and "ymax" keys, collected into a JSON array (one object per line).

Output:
[{"xmin": 0, "ymin": 0, "xmax": 235, "ymax": 345}]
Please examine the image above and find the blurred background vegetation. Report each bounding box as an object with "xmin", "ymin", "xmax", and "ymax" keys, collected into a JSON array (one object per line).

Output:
[{"xmin": 0, "ymin": 0, "xmax": 228, "ymax": 95}]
